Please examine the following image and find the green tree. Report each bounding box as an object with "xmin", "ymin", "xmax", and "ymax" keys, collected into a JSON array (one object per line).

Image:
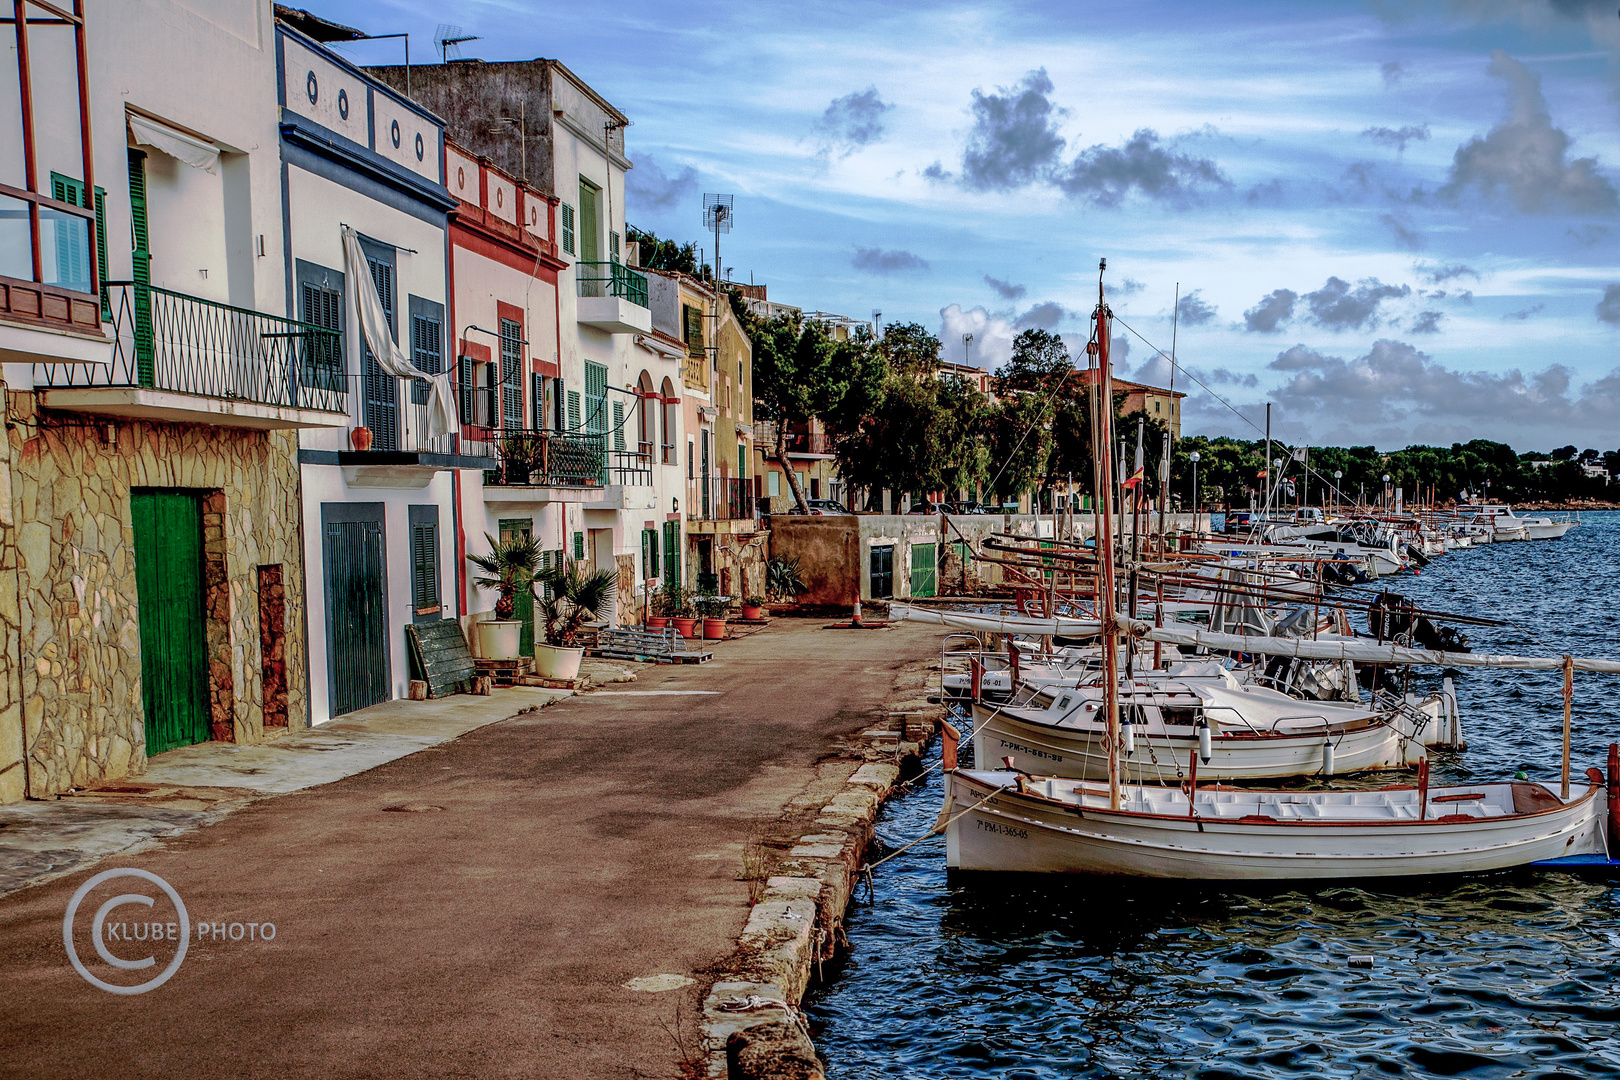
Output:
[
  {"xmin": 626, "ymin": 225, "xmax": 708, "ymax": 278},
  {"xmin": 879, "ymin": 322, "xmax": 942, "ymax": 377}
]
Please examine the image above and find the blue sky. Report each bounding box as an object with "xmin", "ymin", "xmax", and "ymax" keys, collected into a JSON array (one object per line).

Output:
[{"xmin": 318, "ymin": 0, "xmax": 1620, "ymax": 450}]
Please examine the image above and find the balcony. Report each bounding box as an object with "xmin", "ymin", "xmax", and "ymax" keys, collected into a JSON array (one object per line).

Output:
[
  {"xmin": 332, "ymin": 394, "xmax": 497, "ymax": 488},
  {"xmin": 576, "ymin": 261, "xmax": 651, "ymax": 334},
  {"xmin": 756, "ymin": 421, "xmax": 833, "ymax": 458},
  {"xmin": 35, "ymin": 283, "xmax": 348, "ymax": 429},
  {"xmin": 481, "ymin": 427, "xmax": 655, "ymax": 508},
  {"xmin": 687, "ymin": 476, "xmax": 758, "ymax": 533}
]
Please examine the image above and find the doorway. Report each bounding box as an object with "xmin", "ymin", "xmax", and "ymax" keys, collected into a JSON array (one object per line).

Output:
[
  {"xmin": 322, "ymin": 502, "xmax": 389, "ymax": 717},
  {"xmin": 132, "ymin": 489, "xmax": 210, "ymax": 755}
]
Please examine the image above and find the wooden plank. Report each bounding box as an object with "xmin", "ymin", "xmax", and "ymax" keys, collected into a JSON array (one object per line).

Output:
[{"xmin": 406, "ymin": 619, "xmax": 476, "ymax": 698}]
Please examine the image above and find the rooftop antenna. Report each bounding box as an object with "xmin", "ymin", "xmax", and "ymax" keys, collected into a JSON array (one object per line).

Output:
[
  {"xmin": 703, "ymin": 193, "xmax": 733, "ymax": 284},
  {"xmin": 435, "ymin": 24, "xmax": 479, "ymax": 61}
]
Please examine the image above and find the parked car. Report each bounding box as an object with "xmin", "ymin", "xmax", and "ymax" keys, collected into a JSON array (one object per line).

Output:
[{"xmin": 784, "ymin": 498, "xmax": 852, "ymax": 515}]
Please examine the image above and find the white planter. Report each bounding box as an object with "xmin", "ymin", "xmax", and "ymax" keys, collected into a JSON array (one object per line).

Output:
[
  {"xmin": 534, "ymin": 642, "xmax": 584, "ymax": 681},
  {"xmin": 478, "ymin": 620, "xmax": 524, "ymax": 660}
]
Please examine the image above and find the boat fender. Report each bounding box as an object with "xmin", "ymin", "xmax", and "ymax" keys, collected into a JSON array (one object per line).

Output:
[
  {"xmin": 940, "ymin": 720, "xmax": 961, "ymax": 771},
  {"xmin": 1122, "ymin": 712, "xmax": 1136, "ymax": 756},
  {"xmin": 1196, "ymin": 717, "xmax": 1213, "ymax": 764},
  {"xmin": 1321, "ymin": 740, "xmax": 1335, "ymax": 777}
]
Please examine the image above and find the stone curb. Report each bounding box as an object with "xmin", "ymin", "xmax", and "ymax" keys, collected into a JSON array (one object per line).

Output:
[{"xmin": 699, "ymin": 710, "xmax": 938, "ymax": 1080}]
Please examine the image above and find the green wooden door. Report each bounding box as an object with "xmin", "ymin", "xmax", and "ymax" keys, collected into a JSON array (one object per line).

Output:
[
  {"xmin": 132, "ymin": 490, "xmax": 210, "ymax": 755},
  {"xmin": 499, "ymin": 518, "xmax": 535, "ymax": 656},
  {"xmin": 910, "ymin": 543, "xmax": 937, "ymax": 598}
]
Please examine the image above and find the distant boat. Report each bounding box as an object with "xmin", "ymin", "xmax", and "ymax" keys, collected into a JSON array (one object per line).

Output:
[{"xmin": 942, "ymin": 766, "xmax": 1613, "ymax": 879}]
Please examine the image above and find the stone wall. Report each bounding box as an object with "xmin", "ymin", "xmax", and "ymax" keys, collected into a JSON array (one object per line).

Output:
[{"xmin": 0, "ymin": 391, "xmax": 309, "ymax": 801}]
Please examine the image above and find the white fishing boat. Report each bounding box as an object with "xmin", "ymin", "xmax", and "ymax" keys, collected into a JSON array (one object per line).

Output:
[
  {"xmin": 941, "ymin": 767, "xmax": 1614, "ymax": 879},
  {"xmin": 969, "ymin": 675, "xmax": 1459, "ymax": 781},
  {"xmin": 1518, "ymin": 513, "xmax": 1577, "ymax": 540}
]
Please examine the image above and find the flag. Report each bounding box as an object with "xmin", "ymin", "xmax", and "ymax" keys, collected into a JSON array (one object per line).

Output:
[
  {"xmin": 1257, "ymin": 468, "xmax": 1269, "ymax": 479},
  {"xmin": 1123, "ymin": 464, "xmax": 1145, "ymax": 489}
]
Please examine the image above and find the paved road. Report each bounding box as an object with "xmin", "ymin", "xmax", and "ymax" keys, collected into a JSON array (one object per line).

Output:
[{"xmin": 0, "ymin": 619, "xmax": 942, "ymax": 1080}]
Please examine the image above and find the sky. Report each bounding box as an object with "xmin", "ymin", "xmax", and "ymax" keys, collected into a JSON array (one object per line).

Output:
[{"xmin": 316, "ymin": 0, "xmax": 1620, "ymax": 451}]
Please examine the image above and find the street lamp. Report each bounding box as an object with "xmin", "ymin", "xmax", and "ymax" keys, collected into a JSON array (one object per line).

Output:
[
  {"xmin": 1382, "ymin": 472, "xmax": 1392, "ymax": 510},
  {"xmin": 1333, "ymin": 470, "xmax": 1342, "ymax": 515},
  {"xmin": 1188, "ymin": 451, "xmax": 1201, "ymax": 522}
]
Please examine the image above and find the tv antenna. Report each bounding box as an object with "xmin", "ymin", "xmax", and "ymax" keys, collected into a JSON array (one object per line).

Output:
[
  {"xmin": 435, "ymin": 24, "xmax": 479, "ymax": 61},
  {"xmin": 703, "ymin": 193, "xmax": 733, "ymax": 283}
]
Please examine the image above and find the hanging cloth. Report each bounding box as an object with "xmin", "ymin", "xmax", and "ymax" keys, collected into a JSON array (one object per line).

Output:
[{"xmin": 341, "ymin": 226, "xmax": 460, "ymax": 441}]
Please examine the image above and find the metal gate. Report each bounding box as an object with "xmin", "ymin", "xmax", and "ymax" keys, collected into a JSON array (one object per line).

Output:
[
  {"xmin": 910, "ymin": 542, "xmax": 937, "ymax": 598},
  {"xmin": 323, "ymin": 503, "xmax": 390, "ymax": 717},
  {"xmin": 131, "ymin": 490, "xmax": 210, "ymax": 755}
]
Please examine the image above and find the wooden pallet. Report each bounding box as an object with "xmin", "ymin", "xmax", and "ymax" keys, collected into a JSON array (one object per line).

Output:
[
  {"xmin": 473, "ymin": 656, "xmax": 535, "ymax": 686},
  {"xmin": 589, "ymin": 626, "xmax": 712, "ymax": 664}
]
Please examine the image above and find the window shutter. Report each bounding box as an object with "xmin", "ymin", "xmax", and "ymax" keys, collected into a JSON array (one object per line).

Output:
[
  {"xmin": 561, "ymin": 203, "xmax": 575, "ymax": 255},
  {"xmin": 127, "ymin": 150, "xmax": 153, "ymax": 384},
  {"xmin": 412, "ymin": 314, "xmax": 442, "ymax": 374},
  {"xmin": 573, "ymin": 531, "xmax": 585, "ymax": 560},
  {"xmin": 93, "ymin": 186, "xmax": 107, "ymax": 316},
  {"xmin": 458, "ymin": 355, "xmax": 476, "ymax": 424},
  {"xmin": 499, "ymin": 317, "xmax": 523, "ymax": 431},
  {"xmin": 612, "ymin": 401, "xmax": 625, "ymax": 451},
  {"xmin": 531, "ymin": 372, "xmax": 545, "ymax": 429},
  {"xmin": 567, "ymin": 390, "xmax": 580, "ymax": 432}
]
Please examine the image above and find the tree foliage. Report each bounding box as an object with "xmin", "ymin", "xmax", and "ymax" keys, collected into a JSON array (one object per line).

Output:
[{"xmin": 626, "ymin": 225, "xmax": 708, "ymax": 278}]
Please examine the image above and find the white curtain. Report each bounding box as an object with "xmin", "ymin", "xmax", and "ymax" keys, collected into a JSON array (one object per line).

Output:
[{"xmin": 342, "ymin": 226, "xmax": 459, "ymax": 441}]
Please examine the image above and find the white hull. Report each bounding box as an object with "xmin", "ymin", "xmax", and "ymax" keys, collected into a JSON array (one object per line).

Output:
[
  {"xmin": 944, "ymin": 771, "xmax": 1611, "ymax": 879},
  {"xmin": 1523, "ymin": 520, "xmax": 1575, "ymax": 540},
  {"xmin": 974, "ymin": 698, "xmax": 1450, "ymax": 781}
]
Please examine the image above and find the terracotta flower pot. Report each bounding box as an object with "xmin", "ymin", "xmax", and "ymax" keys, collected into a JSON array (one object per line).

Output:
[
  {"xmin": 672, "ymin": 617, "xmax": 697, "ymax": 639},
  {"xmin": 647, "ymin": 616, "xmax": 668, "ymax": 629},
  {"xmin": 741, "ymin": 605, "xmax": 762, "ymax": 620},
  {"xmin": 703, "ymin": 617, "xmax": 725, "ymax": 640},
  {"xmin": 350, "ymin": 425, "xmax": 374, "ymax": 452}
]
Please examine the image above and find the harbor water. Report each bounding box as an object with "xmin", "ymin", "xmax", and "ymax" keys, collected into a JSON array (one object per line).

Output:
[{"xmin": 806, "ymin": 512, "xmax": 1620, "ymax": 1079}]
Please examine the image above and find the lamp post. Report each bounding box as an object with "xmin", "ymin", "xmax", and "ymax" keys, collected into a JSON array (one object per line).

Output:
[
  {"xmin": 1188, "ymin": 451, "xmax": 1200, "ymax": 524},
  {"xmin": 1333, "ymin": 470, "xmax": 1342, "ymax": 515},
  {"xmin": 1382, "ymin": 473, "xmax": 1392, "ymax": 510}
]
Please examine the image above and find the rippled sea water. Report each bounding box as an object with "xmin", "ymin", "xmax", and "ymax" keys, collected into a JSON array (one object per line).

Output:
[{"xmin": 807, "ymin": 512, "xmax": 1620, "ymax": 1079}]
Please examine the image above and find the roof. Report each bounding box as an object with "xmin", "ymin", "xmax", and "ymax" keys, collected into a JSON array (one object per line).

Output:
[
  {"xmin": 1076, "ymin": 367, "xmax": 1186, "ymax": 399},
  {"xmin": 273, "ymin": 5, "xmax": 364, "ymax": 42}
]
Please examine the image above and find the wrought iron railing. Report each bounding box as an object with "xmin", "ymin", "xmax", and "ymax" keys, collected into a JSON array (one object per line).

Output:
[
  {"xmin": 34, "ymin": 282, "xmax": 346, "ymax": 413},
  {"xmin": 754, "ymin": 421, "xmax": 831, "ymax": 457},
  {"xmin": 576, "ymin": 261, "xmax": 649, "ymax": 307},
  {"xmin": 609, "ymin": 447, "xmax": 653, "ymax": 486},
  {"xmin": 689, "ymin": 476, "xmax": 756, "ymax": 521},
  {"xmin": 485, "ymin": 427, "xmax": 607, "ymax": 487}
]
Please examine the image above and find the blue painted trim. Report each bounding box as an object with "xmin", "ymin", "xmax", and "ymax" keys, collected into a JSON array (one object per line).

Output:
[
  {"xmin": 276, "ymin": 24, "xmax": 446, "ymax": 129},
  {"xmin": 366, "ymin": 85, "xmax": 375, "ymax": 152},
  {"xmin": 280, "ymin": 114, "xmax": 457, "ymax": 215},
  {"xmin": 275, "ymin": 30, "xmax": 286, "ymax": 108}
]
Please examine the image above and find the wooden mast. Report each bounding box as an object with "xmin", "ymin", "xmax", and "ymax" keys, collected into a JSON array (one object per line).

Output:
[{"xmin": 1092, "ymin": 261, "xmax": 1122, "ymax": 810}]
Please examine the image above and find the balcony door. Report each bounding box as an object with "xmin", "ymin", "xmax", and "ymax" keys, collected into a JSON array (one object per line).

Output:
[
  {"xmin": 578, "ymin": 178, "xmax": 601, "ymax": 264},
  {"xmin": 360, "ymin": 241, "xmax": 398, "ymax": 450}
]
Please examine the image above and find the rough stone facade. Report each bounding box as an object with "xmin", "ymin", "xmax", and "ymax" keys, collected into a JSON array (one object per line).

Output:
[{"xmin": 0, "ymin": 390, "xmax": 309, "ymax": 802}]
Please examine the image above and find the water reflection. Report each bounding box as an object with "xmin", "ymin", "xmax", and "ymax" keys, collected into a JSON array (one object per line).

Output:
[{"xmin": 808, "ymin": 513, "xmax": 1620, "ymax": 1079}]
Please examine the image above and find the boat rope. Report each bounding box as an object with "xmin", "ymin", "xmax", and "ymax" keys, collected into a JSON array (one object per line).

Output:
[{"xmin": 859, "ymin": 783, "xmax": 1015, "ymax": 895}]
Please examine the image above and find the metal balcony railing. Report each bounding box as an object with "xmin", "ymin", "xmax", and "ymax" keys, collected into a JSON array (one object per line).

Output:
[
  {"xmin": 34, "ymin": 282, "xmax": 346, "ymax": 413},
  {"xmin": 609, "ymin": 447, "xmax": 654, "ymax": 487},
  {"xmin": 485, "ymin": 428, "xmax": 608, "ymax": 487},
  {"xmin": 755, "ymin": 422, "xmax": 832, "ymax": 457},
  {"xmin": 576, "ymin": 261, "xmax": 648, "ymax": 307},
  {"xmin": 690, "ymin": 476, "xmax": 756, "ymax": 521}
]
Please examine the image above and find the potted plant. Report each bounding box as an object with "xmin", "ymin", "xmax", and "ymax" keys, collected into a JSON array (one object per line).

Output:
[
  {"xmin": 533, "ymin": 560, "xmax": 616, "ymax": 679},
  {"xmin": 696, "ymin": 595, "xmax": 726, "ymax": 640},
  {"xmin": 646, "ymin": 589, "xmax": 668, "ymax": 630},
  {"xmin": 467, "ymin": 533, "xmax": 542, "ymax": 659},
  {"xmin": 741, "ymin": 595, "xmax": 765, "ymax": 620},
  {"xmin": 663, "ymin": 583, "xmax": 696, "ymax": 639}
]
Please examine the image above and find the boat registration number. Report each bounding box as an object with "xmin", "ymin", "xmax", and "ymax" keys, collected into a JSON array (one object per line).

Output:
[
  {"xmin": 997, "ymin": 739, "xmax": 1064, "ymax": 763},
  {"xmin": 976, "ymin": 820, "xmax": 1028, "ymax": 840}
]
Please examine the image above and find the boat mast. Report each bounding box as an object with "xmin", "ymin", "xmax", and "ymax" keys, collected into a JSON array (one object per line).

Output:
[{"xmin": 1091, "ymin": 261, "xmax": 1122, "ymax": 810}]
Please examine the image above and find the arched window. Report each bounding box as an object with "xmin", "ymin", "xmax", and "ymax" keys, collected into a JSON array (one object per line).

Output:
[
  {"xmin": 637, "ymin": 370, "xmax": 654, "ymax": 456},
  {"xmin": 660, "ymin": 377, "xmax": 677, "ymax": 465}
]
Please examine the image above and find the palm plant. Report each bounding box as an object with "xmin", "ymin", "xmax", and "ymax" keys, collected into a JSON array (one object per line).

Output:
[
  {"xmin": 535, "ymin": 560, "xmax": 617, "ymax": 647},
  {"xmin": 767, "ymin": 556, "xmax": 807, "ymax": 601},
  {"xmin": 467, "ymin": 533, "xmax": 543, "ymax": 620}
]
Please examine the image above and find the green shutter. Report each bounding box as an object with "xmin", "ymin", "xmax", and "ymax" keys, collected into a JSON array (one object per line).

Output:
[
  {"xmin": 612, "ymin": 401, "xmax": 625, "ymax": 451},
  {"xmin": 573, "ymin": 530, "xmax": 585, "ymax": 560},
  {"xmin": 127, "ymin": 149, "xmax": 154, "ymax": 385},
  {"xmin": 662, "ymin": 520, "xmax": 681, "ymax": 593},
  {"xmin": 567, "ymin": 390, "xmax": 581, "ymax": 432}
]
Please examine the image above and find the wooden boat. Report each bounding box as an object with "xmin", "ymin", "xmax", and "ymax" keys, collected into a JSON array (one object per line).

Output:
[
  {"xmin": 942, "ymin": 764, "xmax": 1614, "ymax": 879},
  {"xmin": 969, "ymin": 677, "xmax": 1459, "ymax": 781}
]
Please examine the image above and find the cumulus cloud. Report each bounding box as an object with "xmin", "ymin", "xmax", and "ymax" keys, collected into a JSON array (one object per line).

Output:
[
  {"xmin": 814, "ymin": 87, "xmax": 893, "ymax": 158},
  {"xmin": 960, "ymin": 69, "xmax": 1066, "ymax": 192},
  {"xmin": 1244, "ymin": 289, "xmax": 1298, "ymax": 333},
  {"xmin": 1597, "ymin": 284, "xmax": 1620, "ymax": 323},
  {"xmin": 1362, "ymin": 124, "xmax": 1430, "ymax": 152},
  {"xmin": 1056, "ymin": 129, "xmax": 1229, "ymax": 207},
  {"xmin": 1504, "ymin": 303, "xmax": 1545, "ymax": 320},
  {"xmin": 1264, "ymin": 338, "xmax": 1620, "ymax": 433},
  {"xmin": 1439, "ymin": 50, "xmax": 1618, "ymax": 214},
  {"xmin": 626, "ymin": 155, "xmax": 699, "ymax": 211},
  {"xmin": 1302, "ymin": 276, "xmax": 1411, "ymax": 331},
  {"xmin": 1380, "ymin": 213, "xmax": 1424, "ymax": 250},
  {"xmin": 1410, "ymin": 310, "xmax": 1444, "ymax": 333},
  {"xmin": 984, "ymin": 275, "xmax": 1026, "ymax": 300},
  {"xmin": 1115, "ymin": 277, "xmax": 1147, "ymax": 296},
  {"xmin": 1414, "ymin": 262, "xmax": 1480, "ymax": 284},
  {"xmin": 1381, "ymin": 60, "xmax": 1404, "ymax": 87},
  {"xmin": 1015, "ymin": 301, "xmax": 1065, "ymax": 329},
  {"xmin": 940, "ymin": 304, "xmax": 1016, "ymax": 368},
  {"xmin": 1176, "ymin": 290, "xmax": 1217, "ymax": 325},
  {"xmin": 852, "ymin": 246, "xmax": 928, "ymax": 273},
  {"xmin": 922, "ymin": 161, "xmax": 951, "ymax": 182}
]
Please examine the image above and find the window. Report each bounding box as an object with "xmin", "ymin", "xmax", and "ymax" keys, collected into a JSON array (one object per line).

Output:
[
  {"xmin": 532, "ymin": 372, "xmax": 546, "ymax": 430},
  {"xmin": 578, "ymin": 178, "xmax": 601, "ymax": 263},
  {"xmin": 567, "ymin": 390, "xmax": 581, "ymax": 431},
  {"xmin": 360, "ymin": 241, "xmax": 398, "ymax": 450},
  {"xmin": 296, "ymin": 260, "xmax": 345, "ymax": 394},
  {"xmin": 662, "ymin": 520, "xmax": 681, "ymax": 592},
  {"xmin": 499, "ymin": 316, "xmax": 523, "ymax": 430},
  {"xmin": 682, "ymin": 304, "xmax": 704, "ymax": 358},
  {"xmin": 49, "ymin": 172, "xmax": 105, "ymax": 307},
  {"xmin": 584, "ymin": 360, "xmax": 608, "ymax": 436},
  {"xmin": 409, "ymin": 296, "xmax": 443, "ymax": 407},
  {"xmin": 612, "ymin": 401, "xmax": 625, "ymax": 451},
  {"xmin": 660, "ymin": 377, "xmax": 677, "ymax": 464},
  {"xmin": 870, "ymin": 545, "xmax": 895, "ymax": 599},
  {"xmin": 641, "ymin": 527, "xmax": 660, "ymax": 580},
  {"xmin": 408, "ymin": 505, "xmax": 441, "ymax": 622},
  {"xmin": 768, "ymin": 471, "xmax": 780, "ymax": 497},
  {"xmin": 610, "ymin": 230, "xmax": 620, "ymax": 261},
  {"xmin": 561, "ymin": 203, "xmax": 575, "ymax": 255},
  {"xmin": 573, "ymin": 530, "xmax": 585, "ymax": 560}
]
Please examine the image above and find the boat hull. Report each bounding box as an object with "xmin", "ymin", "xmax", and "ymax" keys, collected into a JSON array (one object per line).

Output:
[{"xmin": 943, "ymin": 772, "xmax": 1610, "ymax": 879}]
